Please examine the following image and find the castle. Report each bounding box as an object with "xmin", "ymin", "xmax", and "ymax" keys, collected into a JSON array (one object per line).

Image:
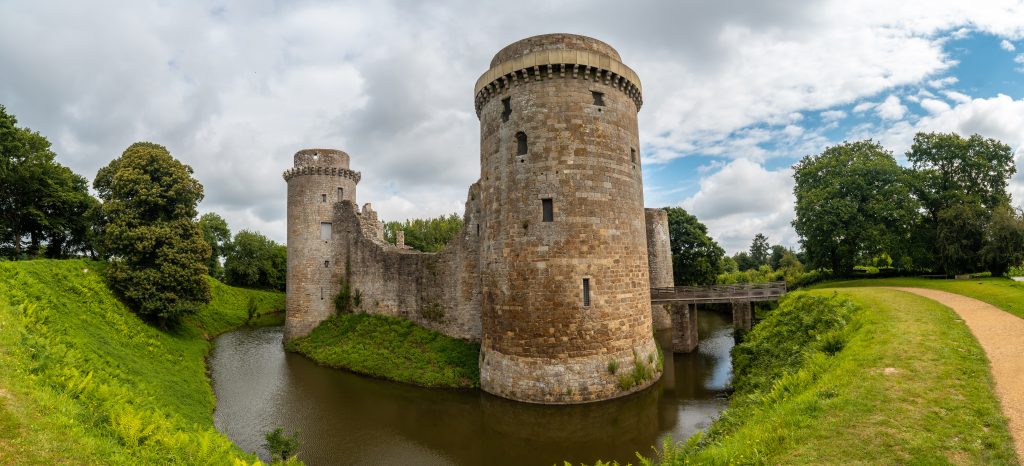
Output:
[{"xmin": 283, "ymin": 34, "xmax": 677, "ymax": 404}]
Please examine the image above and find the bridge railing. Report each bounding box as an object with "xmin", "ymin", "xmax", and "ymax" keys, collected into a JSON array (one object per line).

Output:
[{"xmin": 650, "ymin": 281, "xmax": 787, "ymax": 303}]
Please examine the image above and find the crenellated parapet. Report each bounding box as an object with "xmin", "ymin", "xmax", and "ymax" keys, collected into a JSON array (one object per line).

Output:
[
  {"xmin": 282, "ymin": 165, "xmax": 362, "ymax": 183},
  {"xmin": 474, "ymin": 49, "xmax": 643, "ymax": 116}
]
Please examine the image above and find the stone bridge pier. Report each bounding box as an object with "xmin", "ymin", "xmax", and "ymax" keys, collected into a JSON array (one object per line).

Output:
[
  {"xmin": 668, "ymin": 303, "xmax": 698, "ymax": 353},
  {"xmin": 731, "ymin": 300, "xmax": 753, "ymax": 331}
]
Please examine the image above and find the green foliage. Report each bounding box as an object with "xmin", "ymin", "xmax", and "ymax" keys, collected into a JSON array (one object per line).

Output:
[
  {"xmin": 287, "ymin": 313, "xmax": 480, "ymax": 388},
  {"xmin": 642, "ymin": 288, "xmax": 1016, "ymax": 464},
  {"xmin": 223, "ymin": 230, "xmax": 286, "ymax": 291},
  {"xmin": 0, "ymin": 259, "xmax": 285, "ymax": 464},
  {"xmin": 198, "ymin": 213, "xmax": 231, "ymax": 279},
  {"xmin": 731, "ymin": 293, "xmax": 859, "ymax": 394},
  {"xmin": 263, "ymin": 427, "xmax": 301, "ymax": 462},
  {"xmin": 0, "ymin": 105, "xmax": 98, "ymax": 259},
  {"xmin": 383, "ymin": 213, "xmax": 464, "ymax": 252},
  {"xmin": 982, "ymin": 204, "xmax": 1024, "ymax": 276},
  {"xmin": 617, "ymin": 349, "xmax": 658, "ymax": 391},
  {"xmin": 663, "ymin": 207, "xmax": 724, "ymax": 285},
  {"xmin": 792, "ymin": 139, "xmax": 917, "ymax": 275},
  {"xmin": 748, "ymin": 233, "xmax": 770, "ymax": 269},
  {"xmin": 334, "ymin": 277, "xmax": 355, "ymax": 314},
  {"xmin": 419, "ymin": 302, "xmax": 445, "ymax": 322},
  {"xmin": 246, "ymin": 297, "xmax": 259, "ymax": 324},
  {"xmin": 607, "ymin": 359, "xmax": 619, "ymax": 375},
  {"xmin": 94, "ymin": 142, "xmax": 211, "ymax": 326}
]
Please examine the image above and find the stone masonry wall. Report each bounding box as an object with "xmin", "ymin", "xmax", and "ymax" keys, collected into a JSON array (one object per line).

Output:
[{"xmin": 645, "ymin": 208, "xmax": 674, "ymax": 330}]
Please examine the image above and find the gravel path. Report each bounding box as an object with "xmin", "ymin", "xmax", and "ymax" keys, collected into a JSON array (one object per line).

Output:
[{"xmin": 891, "ymin": 287, "xmax": 1024, "ymax": 460}]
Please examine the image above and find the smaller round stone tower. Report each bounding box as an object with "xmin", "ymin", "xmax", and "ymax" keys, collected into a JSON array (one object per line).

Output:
[{"xmin": 283, "ymin": 148, "xmax": 361, "ymax": 341}]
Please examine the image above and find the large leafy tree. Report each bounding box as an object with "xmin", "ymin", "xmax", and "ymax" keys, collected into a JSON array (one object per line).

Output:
[
  {"xmin": 664, "ymin": 207, "xmax": 725, "ymax": 285},
  {"xmin": 94, "ymin": 142, "xmax": 211, "ymax": 326},
  {"xmin": 0, "ymin": 105, "xmax": 96, "ymax": 258},
  {"xmin": 223, "ymin": 230, "xmax": 286, "ymax": 291},
  {"xmin": 792, "ymin": 140, "xmax": 917, "ymax": 275},
  {"xmin": 907, "ymin": 132, "xmax": 1016, "ymax": 273},
  {"xmin": 383, "ymin": 213, "xmax": 464, "ymax": 252},
  {"xmin": 981, "ymin": 204, "xmax": 1024, "ymax": 277},
  {"xmin": 199, "ymin": 212, "xmax": 232, "ymax": 279}
]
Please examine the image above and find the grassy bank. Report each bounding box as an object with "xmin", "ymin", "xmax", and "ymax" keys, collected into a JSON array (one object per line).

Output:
[
  {"xmin": 645, "ymin": 288, "xmax": 1016, "ymax": 465},
  {"xmin": 286, "ymin": 313, "xmax": 480, "ymax": 388},
  {"xmin": 821, "ymin": 276, "xmax": 1024, "ymax": 319},
  {"xmin": 0, "ymin": 259, "xmax": 287, "ymax": 464}
]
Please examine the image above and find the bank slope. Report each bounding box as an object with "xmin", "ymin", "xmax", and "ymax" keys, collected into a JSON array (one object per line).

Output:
[
  {"xmin": 287, "ymin": 313, "xmax": 480, "ymax": 388},
  {"xmin": 823, "ymin": 276, "xmax": 1024, "ymax": 319},
  {"xmin": 651, "ymin": 289, "xmax": 1016, "ymax": 465},
  {"xmin": 0, "ymin": 259, "xmax": 286, "ymax": 464}
]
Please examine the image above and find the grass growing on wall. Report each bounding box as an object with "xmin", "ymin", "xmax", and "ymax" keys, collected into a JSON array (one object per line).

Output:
[
  {"xmin": 287, "ymin": 313, "xmax": 481, "ymax": 388},
  {"xmin": 0, "ymin": 259, "xmax": 289, "ymax": 465},
  {"xmin": 641, "ymin": 288, "xmax": 1016, "ymax": 465},
  {"xmin": 821, "ymin": 276, "xmax": 1024, "ymax": 319}
]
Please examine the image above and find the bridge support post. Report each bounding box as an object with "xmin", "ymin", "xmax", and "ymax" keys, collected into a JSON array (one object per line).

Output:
[
  {"xmin": 732, "ymin": 300, "xmax": 753, "ymax": 331},
  {"xmin": 669, "ymin": 303, "xmax": 698, "ymax": 353}
]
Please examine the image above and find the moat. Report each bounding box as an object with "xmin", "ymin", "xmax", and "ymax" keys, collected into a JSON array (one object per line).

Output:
[{"xmin": 210, "ymin": 310, "xmax": 735, "ymax": 465}]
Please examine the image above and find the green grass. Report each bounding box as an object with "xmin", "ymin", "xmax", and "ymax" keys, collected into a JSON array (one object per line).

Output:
[
  {"xmin": 0, "ymin": 259, "xmax": 289, "ymax": 465},
  {"xmin": 647, "ymin": 288, "xmax": 1017, "ymax": 465},
  {"xmin": 820, "ymin": 276, "xmax": 1024, "ymax": 319},
  {"xmin": 287, "ymin": 312, "xmax": 480, "ymax": 388}
]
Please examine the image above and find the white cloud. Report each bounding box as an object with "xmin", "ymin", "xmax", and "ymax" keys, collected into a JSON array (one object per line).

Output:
[
  {"xmin": 928, "ymin": 76, "xmax": 959, "ymax": 88},
  {"xmin": 876, "ymin": 95, "xmax": 908, "ymax": 120},
  {"xmin": 1015, "ymin": 54, "xmax": 1024, "ymax": 64},
  {"xmin": 820, "ymin": 110, "xmax": 847, "ymax": 121},
  {"xmin": 943, "ymin": 90, "xmax": 972, "ymax": 103},
  {"xmin": 853, "ymin": 101, "xmax": 877, "ymax": 113},
  {"xmin": 681, "ymin": 159, "xmax": 796, "ymax": 253},
  {"xmin": 920, "ymin": 98, "xmax": 952, "ymax": 114},
  {"xmin": 1001, "ymin": 39, "xmax": 1016, "ymax": 51}
]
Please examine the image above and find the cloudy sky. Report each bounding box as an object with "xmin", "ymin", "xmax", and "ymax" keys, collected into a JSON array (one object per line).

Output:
[{"xmin": 3, "ymin": 0, "xmax": 1024, "ymax": 253}]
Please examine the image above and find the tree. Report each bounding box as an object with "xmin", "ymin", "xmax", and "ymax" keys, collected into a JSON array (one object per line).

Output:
[
  {"xmin": 749, "ymin": 233, "xmax": 770, "ymax": 268},
  {"xmin": 732, "ymin": 251, "xmax": 756, "ymax": 271},
  {"xmin": 664, "ymin": 207, "xmax": 725, "ymax": 285},
  {"xmin": 792, "ymin": 140, "xmax": 918, "ymax": 275},
  {"xmin": 0, "ymin": 105, "xmax": 97, "ymax": 259},
  {"xmin": 198, "ymin": 212, "xmax": 231, "ymax": 279},
  {"xmin": 383, "ymin": 213, "xmax": 464, "ymax": 252},
  {"xmin": 223, "ymin": 230, "xmax": 286, "ymax": 291},
  {"xmin": 982, "ymin": 204, "xmax": 1024, "ymax": 276},
  {"xmin": 907, "ymin": 132, "xmax": 1016, "ymax": 273},
  {"xmin": 769, "ymin": 244, "xmax": 788, "ymax": 270},
  {"xmin": 94, "ymin": 142, "xmax": 211, "ymax": 326},
  {"xmin": 263, "ymin": 427, "xmax": 300, "ymax": 462}
]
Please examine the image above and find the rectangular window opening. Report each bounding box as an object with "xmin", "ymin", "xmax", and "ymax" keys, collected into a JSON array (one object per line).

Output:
[
  {"xmin": 501, "ymin": 97, "xmax": 511, "ymax": 122},
  {"xmin": 337, "ymin": 187, "xmax": 343, "ymax": 200},
  {"xmin": 321, "ymin": 193, "xmax": 327, "ymax": 203},
  {"xmin": 320, "ymin": 287, "xmax": 324, "ymax": 300},
  {"xmin": 320, "ymin": 222, "xmax": 332, "ymax": 240},
  {"xmin": 324, "ymin": 260, "xmax": 330, "ymax": 268},
  {"xmin": 541, "ymin": 198, "xmax": 553, "ymax": 222},
  {"xmin": 591, "ymin": 91, "xmax": 605, "ymax": 106},
  {"xmin": 582, "ymin": 278, "xmax": 591, "ymax": 307},
  {"xmin": 476, "ymin": 223, "xmax": 481, "ymax": 236},
  {"xmin": 630, "ymin": 148, "xmax": 637, "ymax": 163}
]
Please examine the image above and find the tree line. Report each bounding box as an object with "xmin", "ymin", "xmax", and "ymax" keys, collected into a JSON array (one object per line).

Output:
[
  {"xmin": 0, "ymin": 105, "xmax": 285, "ymax": 326},
  {"xmin": 667, "ymin": 131, "xmax": 1023, "ymax": 285}
]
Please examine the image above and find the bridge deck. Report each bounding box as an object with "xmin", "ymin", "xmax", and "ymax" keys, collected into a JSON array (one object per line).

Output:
[{"xmin": 651, "ymin": 281, "xmax": 787, "ymax": 304}]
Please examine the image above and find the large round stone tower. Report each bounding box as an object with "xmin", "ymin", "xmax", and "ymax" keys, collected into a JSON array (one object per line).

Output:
[
  {"xmin": 283, "ymin": 149, "xmax": 360, "ymax": 341},
  {"xmin": 475, "ymin": 34, "xmax": 660, "ymax": 403}
]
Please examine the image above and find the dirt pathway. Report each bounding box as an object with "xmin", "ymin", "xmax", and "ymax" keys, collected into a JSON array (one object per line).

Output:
[{"xmin": 890, "ymin": 287, "xmax": 1024, "ymax": 460}]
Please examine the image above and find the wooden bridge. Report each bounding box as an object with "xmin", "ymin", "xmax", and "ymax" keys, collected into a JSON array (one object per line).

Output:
[
  {"xmin": 651, "ymin": 281, "xmax": 787, "ymax": 354},
  {"xmin": 650, "ymin": 281, "xmax": 787, "ymax": 304}
]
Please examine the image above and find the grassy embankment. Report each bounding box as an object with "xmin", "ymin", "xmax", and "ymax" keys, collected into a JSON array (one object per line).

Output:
[
  {"xmin": 0, "ymin": 259, "xmax": 289, "ymax": 465},
  {"xmin": 821, "ymin": 276, "xmax": 1024, "ymax": 319},
  {"xmin": 639, "ymin": 287, "xmax": 1017, "ymax": 465},
  {"xmin": 287, "ymin": 313, "xmax": 480, "ymax": 388}
]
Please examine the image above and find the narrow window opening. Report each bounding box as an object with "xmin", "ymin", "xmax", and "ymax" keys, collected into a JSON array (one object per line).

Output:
[
  {"xmin": 320, "ymin": 222, "xmax": 332, "ymax": 240},
  {"xmin": 582, "ymin": 278, "xmax": 591, "ymax": 307},
  {"xmin": 324, "ymin": 260, "xmax": 330, "ymax": 268},
  {"xmin": 501, "ymin": 97, "xmax": 511, "ymax": 122},
  {"xmin": 630, "ymin": 148, "xmax": 637, "ymax": 163},
  {"xmin": 542, "ymin": 198, "xmax": 553, "ymax": 222},
  {"xmin": 321, "ymin": 194, "xmax": 327, "ymax": 203},
  {"xmin": 337, "ymin": 187, "xmax": 343, "ymax": 200},
  {"xmin": 591, "ymin": 91, "xmax": 605, "ymax": 106},
  {"xmin": 320, "ymin": 287, "xmax": 324, "ymax": 300},
  {"xmin": 516, "ymin": 132, "xmax": 528, "ymax": 156},
  {"xmin": 476, "ymin": 223, "xmax": 481, "ymax": 236}
]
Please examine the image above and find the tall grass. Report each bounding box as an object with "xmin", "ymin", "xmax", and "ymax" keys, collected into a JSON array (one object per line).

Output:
[{"xmin": 0, "ymin": 259, "xmax": 293, "ymax": 464}]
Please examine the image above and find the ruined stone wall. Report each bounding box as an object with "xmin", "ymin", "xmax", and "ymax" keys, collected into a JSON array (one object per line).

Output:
[
  {"xmin": 283, "ymin": 149, "xmax": 360, "ymax": 341},
  {"xmin": 327, "ymin": 187, "xmax": 483, "ymax": 341},
  {"xmin": 475, "ymin": 34, "xmax": 659, "ymax": 404},
  {"xmin": 645, "ymin": 208, "xmax": 674, "ymax": 330}
]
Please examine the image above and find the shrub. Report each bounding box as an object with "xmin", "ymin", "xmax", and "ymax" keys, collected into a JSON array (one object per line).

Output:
[{"xmin": 263, "ymin": 427, "xmax": 300, "ymax": 462}]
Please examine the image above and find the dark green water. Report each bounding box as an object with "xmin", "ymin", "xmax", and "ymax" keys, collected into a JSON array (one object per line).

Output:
[{"xmin": 210, "ymin": 310, "xmax": 734, "ymax": 465}]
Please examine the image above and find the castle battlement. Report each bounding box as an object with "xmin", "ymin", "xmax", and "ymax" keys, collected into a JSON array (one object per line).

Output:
[
  {"xmin": 474, "ymin": 49, "xmax": 643, "ymax": 116},
  {"xmin": 282, "ymin": 165, "xmax": 362, "ymax": 182}
]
